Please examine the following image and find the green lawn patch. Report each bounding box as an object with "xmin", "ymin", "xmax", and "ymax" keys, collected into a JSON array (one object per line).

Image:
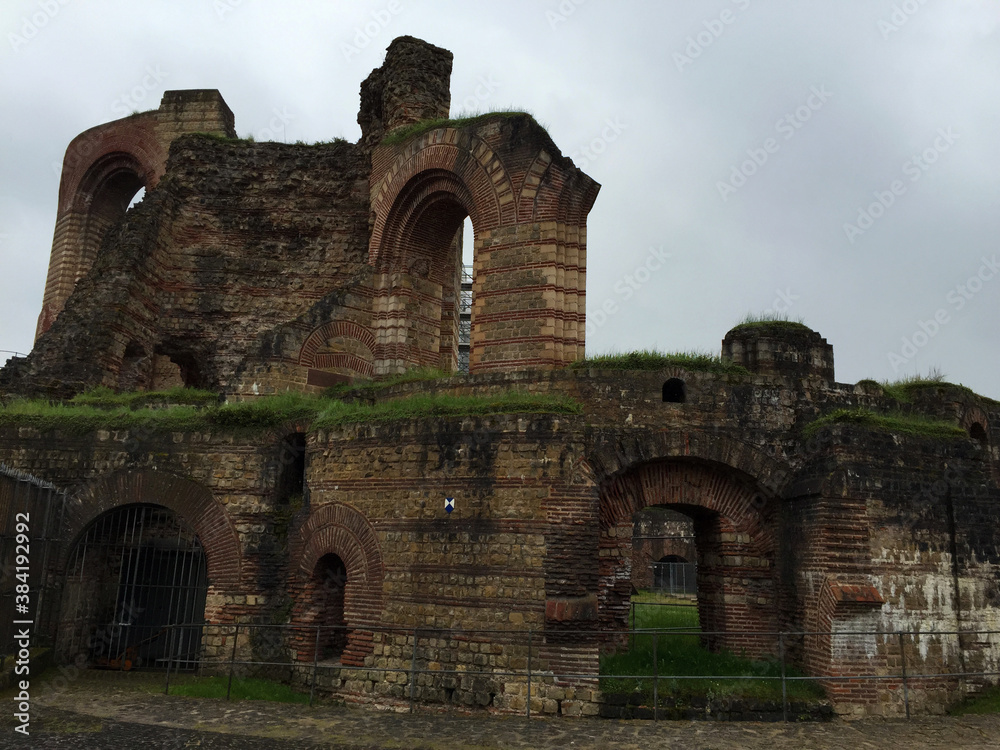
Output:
[
  {"xmin": 600, "ymin": 601, "xmax": 825, "ymax": 703},
  {"xmin": 571, "ymin": 349, "xmax": 748, "ymax": 375},
  {"xmin": 167, "ymin": 675, "xmax": 310, "ymax": 704},
  {"xmin": 949, "ymin": 684, "xmax": 1000, "ymax": 715},
  {"xmin": 804, "ymin": 408, "xmax": 966, "ymax": 440}
]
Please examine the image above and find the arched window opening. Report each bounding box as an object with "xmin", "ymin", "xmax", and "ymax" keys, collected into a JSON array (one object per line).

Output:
[
  {"xmin": 313, "ymin": 554, "xmax": 348, "ymax": 661},
  {"xmin": 970, "ymin": 422, "xmax": 987, "ymax": 444},
  {"xmin": 277, "ymin": 433, "xmax": 307, "ymax": 505},
  {"xmin": 458, "ymin": 216, "xmax": 474, "ymax": 374},
  {"xmin": 59, "ymin": 504, "xmax": 207, "ymax": 671},
  {"xmin": 79, "ymin": 166, "xmax": 146, "ymax": 280},
  {"xmin": 662, "ymin": 377, "xmax": 686, "ymax": 403}
]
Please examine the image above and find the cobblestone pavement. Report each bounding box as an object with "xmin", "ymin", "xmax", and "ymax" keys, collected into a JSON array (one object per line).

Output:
[{"xmin": 2, "ymin": 678, "xmax": 999, "ymax": 750}]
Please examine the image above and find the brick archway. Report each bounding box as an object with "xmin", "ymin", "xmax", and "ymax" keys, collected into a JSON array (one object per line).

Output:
[
  {"xmin": 369, "ymin": 118, "xmax": 599, "ymax": 373},
  {"xmin": 299, "ymin": 320, "xmax": 376, "ymax": 379},
  {"xmin": 62, "ymin": 470, "xmax": 241, "ymax": 589},
  {"xmin": 291, "ymin": 502, "xmax": 384, "ymax": 666},
  {"xmin": 598, "ymin": 458, "xmax": 782, "ymax": 657}
]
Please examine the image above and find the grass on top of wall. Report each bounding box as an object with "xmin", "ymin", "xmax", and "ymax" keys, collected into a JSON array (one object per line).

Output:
[
  {"xmin": 803, "ymin": 408, "xmax": 966, "ymax": 440},
  {"xmin": 70, "ymin": 385, "xmax": 220, "ymax": 409},
  {"xmin": 381, "ymin": 109, "xmax": 538, "ymax": 146},
  {"xmin": 571, "ymin": 349, "xmax": 749, "ymax": 376},
  {"xmin": 858, "ymin": 370, "xmax": 996, "ymax": 404},
  {"xmin": 0, "ymin": 389, "xmax": 581, "ymax": 435},
  {"xmin": 600, "ymin": 600, "xmax": 825, "ymax": 702}
]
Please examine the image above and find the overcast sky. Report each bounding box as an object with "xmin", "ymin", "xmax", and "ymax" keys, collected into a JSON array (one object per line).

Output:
[{"xmin": 1, "ymin": 0, "xmax": 997, "ymax": 396}]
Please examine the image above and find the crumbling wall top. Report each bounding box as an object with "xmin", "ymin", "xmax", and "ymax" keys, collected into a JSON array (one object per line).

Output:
[{"xmin": 358, "ymin": 36, "xmax": 453, "ymax": 150}]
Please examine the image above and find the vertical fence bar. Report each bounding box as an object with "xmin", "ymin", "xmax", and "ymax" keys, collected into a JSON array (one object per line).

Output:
[
  {"xmin": 630, "ymin": 600, "xmax": 635, "ymax": 649},
  {"xmin": 652, "ymin": 631, "xmax": 658, "ymax": 722},
  {"xmin": 899, "ymin": 631, "xmax": 910, "ymax": 719},
  {"xmin": 164, "ymin": 625, "xmax": 175, "ymax": 695},
  {"xmin": 226, "ymin": 623, "xmax": 239, "ymax": 701},
  {"xmin": 779, "ymin": 632, "xmax": 787, "ymax": 722},
  {"xmin": 310, "ymin": 624, "xmax": 321, "ymax": 707},
  {"xmin": 409, "ymin": 628, "xmax": 418, "ymax": 714},
  {"xmin": 526, "ymin": 629, "xmax": 532, "ymax": 719}
]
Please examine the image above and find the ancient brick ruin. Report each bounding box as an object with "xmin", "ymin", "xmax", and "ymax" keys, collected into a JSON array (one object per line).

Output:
[{"xmin": 1, "ymin": 37, "xmax": 998, "ymax": 718}]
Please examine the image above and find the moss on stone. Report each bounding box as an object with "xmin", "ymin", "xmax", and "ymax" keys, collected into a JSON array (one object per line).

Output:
[
  {"xmin": 804, "ymin": 408, "xmax": 966, "ymax": 440},
  {"xmin": 380, "ymin": 110, "xmax": 539, "ymax": 146}
]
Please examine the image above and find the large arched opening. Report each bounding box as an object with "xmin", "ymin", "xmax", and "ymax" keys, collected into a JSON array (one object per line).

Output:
[
  {"xmin": 58, "ymin": 503, "xmax": 207, "ymax": 671},
  {"xmin": 371, "ymin": 169, "xmax": 478, "ymax": 374},
  {"xmin": 600, "ymin": 459, "xmax": 781, "ymax": 657}
]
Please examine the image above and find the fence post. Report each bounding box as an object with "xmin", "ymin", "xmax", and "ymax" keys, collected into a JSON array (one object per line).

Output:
[
  {"xmin": 226, "ymin": 623, "xmax": 239, "ymax": 701},
  {"xmin": 527, "ymin": 629, "xmax": 532, "ymax": 719},
  {"xmin": 310, "ymin": 624, "xmax": 321, "ymax": 707},
  {"xmin": 652, "ymin": 632, "xmax": 658, "ymax": 722},
  {"xmin": 779, "ymin": 632, "xmax": 787, "ymax": 722},
  {"xmin": 898, "ymin": 631, "xmax": 910, "ymax": 719},
  {"xmin": 409, "ymin": 628, "xmax": 418, "ymax": 714},
  {"xmin": 164, "ymin": 625, "xmax": 175, "ymax": 695}
]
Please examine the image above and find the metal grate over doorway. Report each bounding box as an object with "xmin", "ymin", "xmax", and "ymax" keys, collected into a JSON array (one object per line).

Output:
[{"xmin": 60, "ymin": 504, "xmax": 207, "ymax": 671}]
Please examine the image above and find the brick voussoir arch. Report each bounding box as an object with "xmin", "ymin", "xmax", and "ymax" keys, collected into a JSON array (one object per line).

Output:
[
  {"xmin": 293, "ymin": 502, "xmax": 384, "ymax": 627},
  {"xmin": 60, "ymin": 470, "xmax": 242, "ymax": 588},
  {"xmin": 369, "ymin": 133, "xmax": 514, "ymax": 264},
  {"xmin": 586, "ymin": 429, "xmax": 793, "ymax": 499}
]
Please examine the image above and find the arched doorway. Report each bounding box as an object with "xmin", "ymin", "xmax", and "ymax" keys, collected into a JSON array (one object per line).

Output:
[
  {"xmin": 58, "ymin": 503, "xmax": 207, "ymax": 670},
  {"xmin": 371, "ymin": 169, "xmax": 477, "ymax": 374},
  {"xmin": 311, "ymin": 554, "xmax": 348, "ymax": 661},
  {"xmin": 600, "ymin": 459, "xmax": 780, "ymax": 657}
]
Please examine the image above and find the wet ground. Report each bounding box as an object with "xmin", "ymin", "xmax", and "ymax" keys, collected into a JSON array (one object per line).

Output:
[{"xmin": 2, "ymin": 674, "xmax": 999, "ymax": 749}]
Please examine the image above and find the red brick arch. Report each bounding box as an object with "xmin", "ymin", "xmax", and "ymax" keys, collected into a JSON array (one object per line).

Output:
[
  {"xmin": 60, "ymin": 470, "xmax": 241, "ymax": 589},
  {"xmin": 594, "ymin": 446, "xmax": 787, "ymax": 657},
  {"xmin": 37, "ymin": 115, "xmax": 166, "ymax": 339},
  {"xmin": 368, "ymin": 118, "xmax": 598, "ymax": 373},
  {"xmin": 291, "ymin": 502, "xmax": 384, "ymax": 666},
  {"xmin": 298, "ymin": 321, "xmax": 376, "ymax": 378}
]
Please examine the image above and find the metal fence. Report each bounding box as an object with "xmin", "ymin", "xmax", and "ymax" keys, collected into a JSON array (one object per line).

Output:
[
  {"xmin": 650, "ymin": 561, "xmax": 697, "ymax": 595},
  {"xmin": 0, "ymin": 463, "xmax": 68, "ymax": 651},
  {"xmin": 79, "ymin": 616, "xmax": 1000, "ymax": 722}
]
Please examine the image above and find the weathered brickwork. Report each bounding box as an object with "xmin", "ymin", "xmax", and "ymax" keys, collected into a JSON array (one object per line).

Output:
[{"xmin": 1, "ymin": 35, "xmax": 999, "ymax": 720}]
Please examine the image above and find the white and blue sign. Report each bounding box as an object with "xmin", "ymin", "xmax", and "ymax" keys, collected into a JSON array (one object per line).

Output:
[{"xmin": 445, "ymin": 497, "xmax": 455, "ymax": 513}]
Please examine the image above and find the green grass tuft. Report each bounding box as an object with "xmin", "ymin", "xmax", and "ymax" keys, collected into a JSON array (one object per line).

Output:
[
  {"xmin": 313, "ymin": 391, "xmax": 581, "ymax": 429},
  {"xmin": 804, "ymin": 408, "xmax": 966, "ymax": 439},
  {"xmin": 571, "ymin": 349, "xmax": 748, "ymax": 375},
  {"xmin": 0, "ymin": 389, "xmax": 580, "ymax": 435},
  {"xmin": 70, "ymin": 386, "xmax": 219, "ymax": 409},
  {"xmin": 167, "ymin": 676, "xmax": 310, "ymax": 704},
  {"xmin": 729, "ymin": 312, "xmax": 811, "ymax": 334},
  {"xmin": 381, "ymin": 110, "xmax": 538, "ymax": 146}
]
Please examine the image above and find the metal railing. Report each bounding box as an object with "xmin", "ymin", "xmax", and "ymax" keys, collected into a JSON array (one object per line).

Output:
[{"xmin": 135, "ymin": 619, "xmax": 1000, "ymax": 721}]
